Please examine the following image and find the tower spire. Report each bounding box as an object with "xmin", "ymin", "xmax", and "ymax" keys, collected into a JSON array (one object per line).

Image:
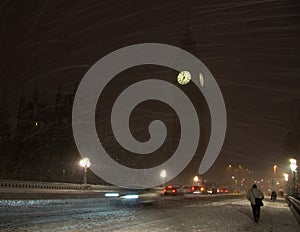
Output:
[{"xmin": 181, "ymin": 15, "xmax": 197, "ymax": 55}]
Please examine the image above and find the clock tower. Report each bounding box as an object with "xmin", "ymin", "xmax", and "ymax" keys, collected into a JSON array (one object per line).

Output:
[{"xmin": 171, "ymin": 17, "xmax": 211, "ymax": 183}]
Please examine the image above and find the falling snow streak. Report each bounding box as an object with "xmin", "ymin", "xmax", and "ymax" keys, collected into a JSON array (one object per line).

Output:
[{"xmin": 0, "ymin": 0, "xmax": 299, "ymax": 181}]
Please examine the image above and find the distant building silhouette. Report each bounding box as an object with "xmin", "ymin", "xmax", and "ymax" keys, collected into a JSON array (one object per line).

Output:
[
  {"xmin": 0, "ymin": 83, "xmax": 101, "ymax": 184},
  {"xmin": 0, "ymin": 19, "xmax": 212, "ymax": 185}
]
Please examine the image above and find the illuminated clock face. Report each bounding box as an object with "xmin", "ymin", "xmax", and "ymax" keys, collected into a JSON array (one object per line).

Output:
[
  {"xmin": 177, "ymin": 71, "xmax": 191, "ymax": 85},
  {"xmin": 199, "ymin": 73, "xmax": 204, "ymax": 87}
]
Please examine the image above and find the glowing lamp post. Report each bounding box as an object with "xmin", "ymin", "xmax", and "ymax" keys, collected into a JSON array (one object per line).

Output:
[
  {"xmin": 273, "ymin": 165, "xmax": 278, "ymax": 192},
  {"xmin": 290, "ymin": 158, "xmax": 297, "ymax": 195},
  {"xmin": 79, "ymin": 157, "xmax": 91, "ymax": 185},
  {"xmin": 284, "ymin": 173, "xmax": 289, "ymax": 182},
  {"xmin": 284, "ymin": 173, "xmax": 289, "ymax": 195},
  {"xmin": 232, "ymin": 176, "xmax": 238, "ymax": 194},
  {"xmin": 160, "ymin": 170, "xmax": 167, "ymax": 188},
  {"xmin": 194, "ymin": 176, "xmax": 199, "ymax": 185}
]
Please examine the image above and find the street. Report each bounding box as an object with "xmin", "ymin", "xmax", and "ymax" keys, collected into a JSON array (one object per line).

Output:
[{"xmin": 0, "ymin": 195, "xmax": 299, "ymax": 232}]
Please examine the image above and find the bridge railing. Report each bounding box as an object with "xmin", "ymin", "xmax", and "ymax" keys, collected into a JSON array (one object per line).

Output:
[
  {"xmin": 0, "ymin": 179, "xmax": 119, "ymax": 192},
  {"xmin": 287, "ymin": 195, "xmax": 300, "ymax": 224}
]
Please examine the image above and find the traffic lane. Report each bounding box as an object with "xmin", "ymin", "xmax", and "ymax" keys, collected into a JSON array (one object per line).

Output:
[
  {"xmin": 1, "ymin": 196, "xmax": 298, "ymax": 232},
  {"xmin": 0, "ymin": 194, "xmax": 245, "ymax": 229}
]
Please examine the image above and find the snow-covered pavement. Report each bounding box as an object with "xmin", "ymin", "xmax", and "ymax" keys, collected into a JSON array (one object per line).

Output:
[{"xmin": 0, "ymin": 196, "xmax": 299, "ymax": 231}]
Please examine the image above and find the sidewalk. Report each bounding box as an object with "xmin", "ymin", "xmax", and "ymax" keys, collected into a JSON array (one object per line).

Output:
[
  {"xmin": 119, "ymin": 198, "xmax": 300, "ymax": 232},
  {"xmin": 205, "ymin": 198, "xmax": 300, "ymax": 232}
]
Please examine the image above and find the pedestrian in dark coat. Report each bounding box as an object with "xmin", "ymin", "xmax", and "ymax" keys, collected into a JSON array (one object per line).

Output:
[
  {"xmin": 247, "ymin": 184, "xmax": 264, "ymax": 222},
  {"xmin": 271, "ymin": 190, "xmax": 277, "ymax": 201}
]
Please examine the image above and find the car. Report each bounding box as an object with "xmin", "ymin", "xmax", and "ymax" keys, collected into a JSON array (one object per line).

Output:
[
  {"xmin": 207, "ymin": 187, "xmax": 218, "ymax": 194},
  {"xmin": 182, "ymin": 185, "xmax": 192, "ymax": 194},
  {"xmin": 119, "ymin": 188, "xmax": 161, "ymax": 205},
  {"xmin": 203, "ymin": 181, "xmax": 219, "ymax": 194},
  {"xmin": 188, "ymin": 185, "xmax": 207, "ymax": 194},
  {"xmin": 163, "ymin": 185, "xmax": 184, "ymax": 196},
  {"xmin": 219, "ymin": 188, "xmax": 229, "ymax": 194}
]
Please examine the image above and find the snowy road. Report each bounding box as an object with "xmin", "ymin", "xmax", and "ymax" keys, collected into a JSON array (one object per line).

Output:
[{"xmin": 0, "ymin": 196, "xmax": 299, "ymax": 232}]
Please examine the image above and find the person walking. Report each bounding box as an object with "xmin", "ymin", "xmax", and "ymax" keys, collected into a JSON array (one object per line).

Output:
[
  {"xmin": 271, "ymin": 190, "xmax": 277, "ymax": 201},
  {"xmin": 247, "ymin": 184, "xmax": 264, "ymax": 222}
]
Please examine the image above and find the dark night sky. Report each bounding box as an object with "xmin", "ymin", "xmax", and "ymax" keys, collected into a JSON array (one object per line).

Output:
[{"xmin": 0, "ymin": 0, "xmax": 300, "ymax": 183}]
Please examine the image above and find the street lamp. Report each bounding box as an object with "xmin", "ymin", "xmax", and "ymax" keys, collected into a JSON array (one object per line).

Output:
[
  {"xmin": 226, "ymin": 165, "xmax": 233, "ymax": 189},
  {"xmin": 289, "ymin": 158, "xmax": 297, "ymax": 195},
  {"xmin": 284, "ymin": 173, "xmax": 289, "ymax": 182},
  {"xmin": 232, "ymin": 176, "xmax": 237, "ymax": 193},
  {"xmin": 160, "ymin": 170, "xmax": 167, "ymax": 188},
  {"xmin": 273, "ymin": 165, "xmax": 278, "ymax": 192},
  {"xmin": 227, "ymin": 165, "xmax": 245, "ymax": 193},
  {"xmin": 284, "ymin": 173, "xmax": 289, "ymax": 195},
  {"xmin": 79, "ymin": 157, "xmax": 91, "ymax": 185},
  {"xmin": 194, "ymin": 175, "xmax": 199, "ymax": 184}
]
